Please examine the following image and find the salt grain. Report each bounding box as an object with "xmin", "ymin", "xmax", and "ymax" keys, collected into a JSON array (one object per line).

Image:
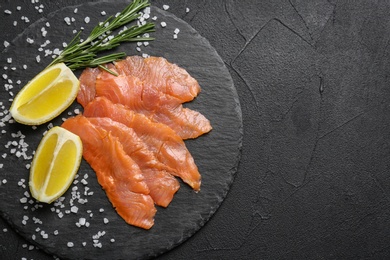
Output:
[
  {"xmin": 67, "ymin": 242, "xmax": 74, "ymax": 248},
  {"xmin": 162, "ymin": 5, "xmax": 170, "ymax": 10},
  {"xmin": 4, "ymin": 10, "xmax": 12, "ymax": 15},
  {"xmin": 3, "ymin": 41, "xmax": 10, "ymax": 48},
  {"xmin": 64, "ymin": 17, "xmax": 71, "ymax": 25},
  {"xmin": 84, "ymin": 16, "xmax": 90, "ymax": 24},
  {"xmin": 160, "ymin": 22, "xmax": 167, "ymax": 28}
]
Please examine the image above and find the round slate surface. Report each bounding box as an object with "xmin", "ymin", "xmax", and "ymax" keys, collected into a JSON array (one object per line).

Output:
[{"xmin": 0, "ymin": 1, "xmax": 242, "ymax": 259}]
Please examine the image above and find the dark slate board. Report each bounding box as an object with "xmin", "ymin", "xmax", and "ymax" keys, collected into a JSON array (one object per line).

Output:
[{"xmin": 0, "ymin": 1, "xmax": 242, "ymax": 259}]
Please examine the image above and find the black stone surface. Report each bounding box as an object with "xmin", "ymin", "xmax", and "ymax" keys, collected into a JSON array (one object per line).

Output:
[
  {"xmin": 0, "ymin": 1, "xmax": 242, "ymax": 259},
  {"xmin": 2, "ymin": 0, "xmax": 390, "ymax": 259}
]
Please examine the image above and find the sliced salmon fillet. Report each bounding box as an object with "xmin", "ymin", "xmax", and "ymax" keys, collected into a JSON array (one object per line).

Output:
[
  {"xmin": 77, "ymin": 67, "xmax": 99, "ymax": 107},
  {"xmin": 87, "ymin": 117, "xmax": 180, "ymax": 207},
  {"xmin": 62, "ymin": 115, "xmax": 156, "ymax": 229},
  {"xmin": 83, "ymin": 97, "xmax": 202, "ymax": 191},
  {"xmin": 95, "ymin": 69, "xmax": 212, "ymax": 139},
  {"xmin": 114, "ymin": 56, "xmax": 200, "ymax": 103}
]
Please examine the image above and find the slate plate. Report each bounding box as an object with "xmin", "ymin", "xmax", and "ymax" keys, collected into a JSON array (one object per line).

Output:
[{"xmin": 0, "ymin": 1, "xmax": 242, "ymax": 259}]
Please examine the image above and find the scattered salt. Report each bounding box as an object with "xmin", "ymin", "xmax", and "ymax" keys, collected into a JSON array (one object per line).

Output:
[
  {"xmin": 162, "ymin": 5, "xmax": 170, "ymax": 10},
  {"xmin": 4, "ymin": 10, "xmax": 12, "ymax": 15},
  {"xmin": 160, "ymin": 22, "xmax": 167, "ymax": 28},
  {"xmin": 186, "ymin": 7, "xmax": 190, "ymax": 13},
  {"xmin": 101, "ymin": 11, "xmax": 106, "ymax": 16},
  {"xmin": 67, "ymin": 242, "xmax": 74, "ymax": 248},
  {"xmin": 84, "ymin": 17, "xmax": 90, "ymax": 24},
  {"xmin": 3, "ymin": 41, "xmax": 10, "ymax": 48}
]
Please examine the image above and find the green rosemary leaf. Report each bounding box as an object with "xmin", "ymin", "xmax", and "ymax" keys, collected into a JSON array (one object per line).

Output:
[{"xmin": 49, "ymin": 0, "xmax": 154, "ymax": 71}]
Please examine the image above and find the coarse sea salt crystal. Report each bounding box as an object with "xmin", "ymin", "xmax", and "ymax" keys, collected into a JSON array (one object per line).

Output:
[
  {"xmin": 64, "ymin": 17, "xmax": 71, "ymax": 25},
  {"xmin": 71, "ymin": 206, "xmax": 78, "ymax": 213},
  {"xmin": 4, "ymin": 10, "xmax": 12, "ymax": 15},
  {"xmin": 67, "ymin": 242, "xmax": 74, "ymax": 248},
  {"xmin": 4, "ymin": 41, "xmax": 10, "ymax": 48},
  {"xmin": 84, "ymin": 17, "xmax": 90, "ymax": 24},
  {"xmin": 162, "ymin": 5, "xmax": 169, "ymax": 10},
  {"xmin": 160, "ymin": 22, "xmax": 167, "ymax": 28}
]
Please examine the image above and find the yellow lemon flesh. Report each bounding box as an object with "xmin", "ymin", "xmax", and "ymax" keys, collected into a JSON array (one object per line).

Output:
[
  {"xmin": 10, "ymin": 63, "xmax": 80, "ymax": 125},
  {"xmin": 29, "ymin": 126, "xmax": 83, "ymax": 204}
]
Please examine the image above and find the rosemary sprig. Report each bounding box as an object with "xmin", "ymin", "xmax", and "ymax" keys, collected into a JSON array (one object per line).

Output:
[{"xmin": 48, "ymin": 0, "xmax": 155, "ymax": 74}]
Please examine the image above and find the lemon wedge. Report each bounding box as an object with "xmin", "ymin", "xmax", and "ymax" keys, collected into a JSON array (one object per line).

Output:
[
  {"xmin": 10, "ymin": 63, "xmax": 80, "ymax": 125},
  {"xmin": 29, "ymin": 126, "xmax": 83, "ymax": 204}
]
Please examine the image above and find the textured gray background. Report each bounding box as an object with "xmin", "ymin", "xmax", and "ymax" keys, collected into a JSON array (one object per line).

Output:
[{"xmin": 2, "ymin": 0, "xmax": 390, "ymax": 259}]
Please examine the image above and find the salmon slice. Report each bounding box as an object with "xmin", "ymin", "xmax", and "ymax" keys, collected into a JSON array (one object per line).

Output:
[
  {"xmin": 62, "ymin": 115, "xmax": 156, "ymax": 229},
  {"xmin": 77, "ymin": 67, "xmax": 100, "ymax": 107},
  {"xmin": 87, "ymin": 117, "xmax": 180, "ymax": 207},
  {"xmin": 114, "ymin": 56, "xmax": 200, "ymax": 103},
  {"xmin": 83, "ymin": 97, "xmax": 202, "ymax": 191},
  {"xmin": 95, "ymin": 68, "xmax": 212, "ymax": 139}
]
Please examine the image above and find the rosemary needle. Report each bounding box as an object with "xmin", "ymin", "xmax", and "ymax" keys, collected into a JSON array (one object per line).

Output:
[{"xmin": 48, "ymin": 0, "xmax": 155, "ymax": 75}]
